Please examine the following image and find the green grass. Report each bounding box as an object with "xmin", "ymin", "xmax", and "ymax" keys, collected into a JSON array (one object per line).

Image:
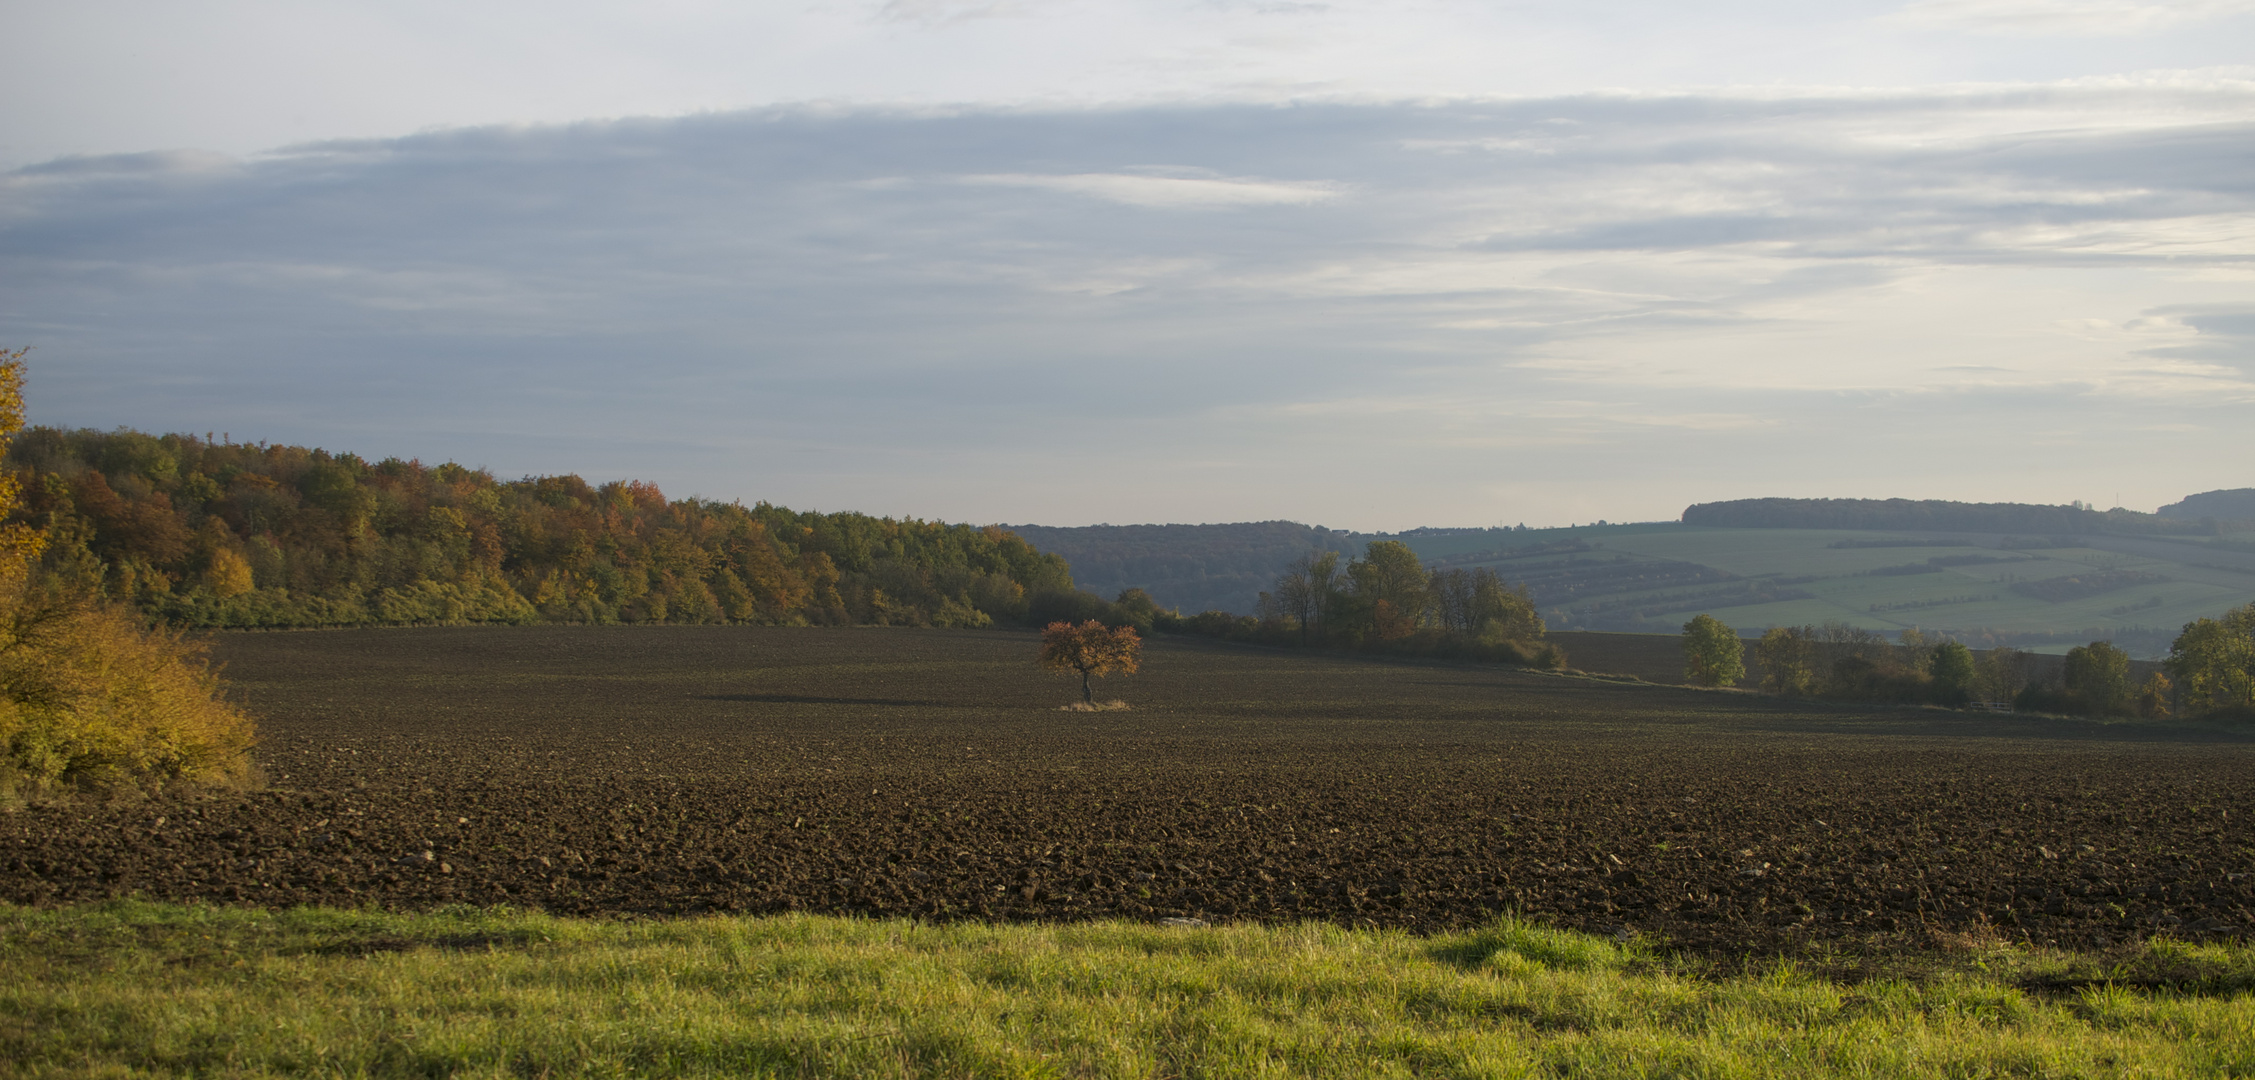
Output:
[{"xmin": 6, "ymin": 902, "xmax": 2253, "ymax": 1078}]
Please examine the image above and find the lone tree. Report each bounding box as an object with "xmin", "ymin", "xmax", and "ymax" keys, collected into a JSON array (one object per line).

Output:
[
  {"xmin": 1039, "ymin": 620, "xmax": 1141, "ymax": 705},
  {"xmin": 1681, "ymin": 613, "xmax": 1746, "ymax": 687}
]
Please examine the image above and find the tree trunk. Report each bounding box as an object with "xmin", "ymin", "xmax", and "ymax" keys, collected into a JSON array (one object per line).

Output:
[{"xmin": 1081, "ymin": 668, "xmax": 1093, "ymax": 704}]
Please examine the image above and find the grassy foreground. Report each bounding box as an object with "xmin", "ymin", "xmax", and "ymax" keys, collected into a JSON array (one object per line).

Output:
[{"xmin": 3, "ymin": 903, "xmax": 2252, "ymax": 1079}]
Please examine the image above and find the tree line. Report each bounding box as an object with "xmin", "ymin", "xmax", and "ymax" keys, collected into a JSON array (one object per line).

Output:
[
  {"xmin": 1000, "ymin": 521, "xmax": 1363, "ymax": 618},
  {"xmin": 1679, "ymin": 608, "xmax": 2255, "ymax": 722},
  {"xmin": 10, "ymin": 427, "xmax": 1088, "ymax": 631},
  {"xmin": 1116, "ymin": 539, "xmax": 1561, "ymax": 668}
]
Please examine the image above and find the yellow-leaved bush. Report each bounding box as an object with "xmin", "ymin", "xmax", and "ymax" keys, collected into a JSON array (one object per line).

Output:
[
  {"xmin": 0, "ymin": 602, "xmax": 256, "ymax": 795},
  {"xmin": 0, "ymin": 347, "xmax": 255, "ymax": 798}
]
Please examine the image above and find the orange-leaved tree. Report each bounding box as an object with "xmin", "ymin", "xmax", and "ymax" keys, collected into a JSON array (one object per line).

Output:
[
  {"xmin": 0, "ymin": 350, "xmax": 45, "ymax": 571},
  {"xmin": 1039, "ymin": 619, "xmax": 1141, "ymax": 705}
]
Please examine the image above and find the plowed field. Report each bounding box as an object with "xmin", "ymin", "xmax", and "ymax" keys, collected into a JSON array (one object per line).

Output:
[{"xmin": 5, "ymin": 627, "xmax": 2250, "ymax": 957}]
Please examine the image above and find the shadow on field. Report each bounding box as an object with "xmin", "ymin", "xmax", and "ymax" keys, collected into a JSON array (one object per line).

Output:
[
  {"xmin": 297, "ymin": 933, "xmax": 535, "ymax": 957},
  {"xmin": 697, "ymin": 693, "xmax": 956, "ymax": 708}
]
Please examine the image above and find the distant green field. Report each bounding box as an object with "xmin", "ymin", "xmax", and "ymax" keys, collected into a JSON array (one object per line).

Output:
[{"xmin": 1396, "ymin": 524, "xmax": 2255, "ymax": 656}]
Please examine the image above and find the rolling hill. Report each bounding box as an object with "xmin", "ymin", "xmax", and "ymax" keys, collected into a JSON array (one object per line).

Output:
[
  {"xmin": 1393, "ymin": 522, "xmax": 2255, "ymax": 656},
  {"xmin": 1016, "ymin": 500, "xmax": 2255, "ymax": 658}
]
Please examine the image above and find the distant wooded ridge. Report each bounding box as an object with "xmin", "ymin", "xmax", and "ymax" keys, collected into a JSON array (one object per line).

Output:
[
  {"xmin": 18, "ymin": 422, "xmax": 2245, "ymax": 639},
  {"xmin": 1000, "ymin": 522, "xmax": 1563, "ymax": 617},
  {"xmin": 1001, "ymin": 522, "xmax": 1366, "ymax": 618},
  {"xmin": 2158, "ymin": 489, "xmax": 2255, "ymax": 522},
  {"xmin": 1007, "ymin": 498, "xmax": 2255, "ymax": 648},
  {"xmin": 1680, "ymin": 497, "xmax": 2235, "ymax": 535}
]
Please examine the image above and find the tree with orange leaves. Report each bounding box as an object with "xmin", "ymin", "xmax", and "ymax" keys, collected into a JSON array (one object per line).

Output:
[
  {"xmin": 0, "ymin": 349, "xmax": 47, "ymax": 572},
  {"xmin": 1039, "ymin": 619, "xmax": 1141, "ymax": 705}
]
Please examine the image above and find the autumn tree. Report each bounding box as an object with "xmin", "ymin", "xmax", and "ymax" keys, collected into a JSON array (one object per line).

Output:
[
  {"xmin": 0, "ymin": 349, "xmax": 256, "ymax": 796},
  {"xmin": 1429, "ymin": 567, "xmax": 1478, "ymax": 633},
  {"xmin": 1681, "ymin": 613, "xmax": 1745, "ymax": 687},
  {"xmin": 2166, "ymin": 604, "xmax": 2255, "ymax": 714},
  {"xmin": 1755, "ymin": 626, "xmax": 1815, "ymax": 695},
  {"xmin": 1111, "ymin": 587, "xmax": 1163, "ymax": 633},
  {"xmin": 1039, "ymin": 619, "xmax": 1142, "ymax": 705},
  {"xmin": 0, "ymin": 351, "xmax": 48, "ymax": 572},
  {"xmin": 1421, "ymin": 566, "xmax": 1544, "ymax": 642},
  {"xmin": 1975, "ymin": 646, "xmax": 2034, "ymax": 705},
  {"xmin": 2136, "ymin": 672, "xmax": 2174, "ymax": 720},
  {"xmin": 1270, "ymin": 550, "xmax": 1340, "ymax": 641},
  {"xmin": 1347, "ymin": 540, "xmax": 1428, "ymax": 639},
  {"xmin": 2063, "ymin": 640, "xmax": 2133, "ymax": 716},
  {"xmin": 1928, "ymin": 640, "xmax": 1977, "ymax": 706}
]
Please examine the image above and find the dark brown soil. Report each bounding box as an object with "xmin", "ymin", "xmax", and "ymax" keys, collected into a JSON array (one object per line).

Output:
[{"xmin": 4, "ymin": 626, "xmax": 2249, "ymax": 958}]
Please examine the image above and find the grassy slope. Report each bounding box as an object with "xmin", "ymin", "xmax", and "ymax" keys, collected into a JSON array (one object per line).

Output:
[
  {"xmin": 5, "ymin": 900, "xmax": 2252, "ymax": 1079},
  {"xmin": 1397, "ymin": 524, "xmax": 2255, "ymax": 649}
]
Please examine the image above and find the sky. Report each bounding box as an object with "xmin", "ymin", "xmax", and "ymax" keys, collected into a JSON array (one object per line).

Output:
[{"xmin": 3, "ymin": 0, "xmax": 2252, "ymax": 530}]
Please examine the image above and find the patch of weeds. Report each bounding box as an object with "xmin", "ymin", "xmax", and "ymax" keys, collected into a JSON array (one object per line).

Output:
[
  {"xmin": 1429, "ymin": 917, "xmax": 1646, "ymax": 974},
  {"xmin": 2021, "ymin": 936, "xmax": 2255, "ymax": 998}
]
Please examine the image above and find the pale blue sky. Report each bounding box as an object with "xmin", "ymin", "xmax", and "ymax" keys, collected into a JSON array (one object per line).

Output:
[{"xmin": 3, "ymin": 1, "xmax": 2251, "ymax": 528}]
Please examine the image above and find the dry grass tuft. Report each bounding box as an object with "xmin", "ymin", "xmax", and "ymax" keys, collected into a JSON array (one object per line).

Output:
[
  {"xmin": 1930, "ymin": 921, "xmax": 2013, "ymax": 953},
  {"xmin": 1058, "ymin": 700, "xmax": 1132, "ymax": 712}
]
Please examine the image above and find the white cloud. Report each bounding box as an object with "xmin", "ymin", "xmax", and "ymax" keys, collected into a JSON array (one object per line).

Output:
[
  {"xmin": 11, "ymin": 0, "xmax": 2255, "ymax": 170},
  {"xmin": 6, "ymin": 89, "xmax": 2255, "ymax": 527},
  {"xmin": 875, "ymin": 0, "xmax": 1063, "ymax": 25},
  {"xmin": 960, "ymin": 170, "xmax": 1344, "ymax": 208},
  {"xmin": 1891, "ymin": 0, "xmax": 2255, "ymax": 34}
]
